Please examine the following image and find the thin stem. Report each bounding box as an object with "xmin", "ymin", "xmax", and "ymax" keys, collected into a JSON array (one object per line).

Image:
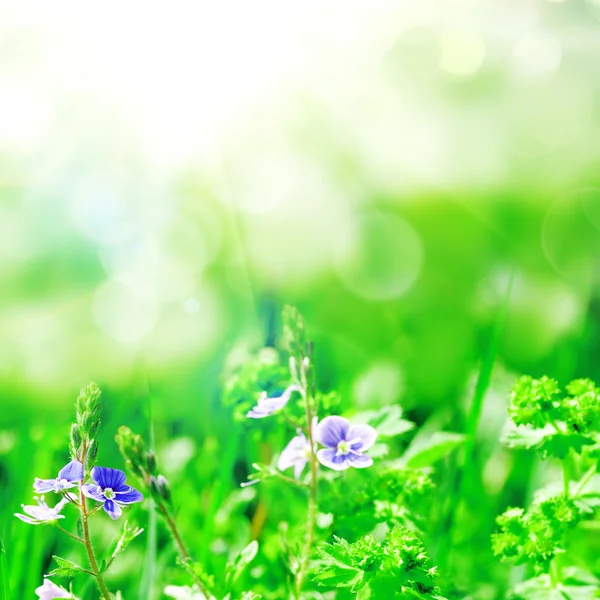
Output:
[
  {"xmin": 78, "ymin": 442, "xmax": 111, "ymax": 600},
  {"xmin": 157, "ymin": 504, "xmax": 211, "ymax": 598},
  {"xmin": 563, "ymin": 461, "xmax": 570, "ymax": 498},
  {"xmin": 55, "ymin": 524, "xmax": 84, "ymax": 544},
  {"xmin": 80, "ymin": 487, "xmax": 111, "ymax": 599},
  {"xmin": 294, "ymin": 358, "xmax": 318, "ymax": 599},
  {"xmin": 574, "ymin": 463, "xmax": 598, "ymax": 497},
  {"xmin": 270, "ymin": 470, "xmax": 310, "ymax": 488}
]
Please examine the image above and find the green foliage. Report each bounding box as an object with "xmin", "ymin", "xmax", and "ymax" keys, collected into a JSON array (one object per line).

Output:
[
  {"xmin": 224, "ymin": 541, "xmax": 259, "ymax": 590},
  {"xmin": 508, "ymin": 376, "xmax": 600, "ymax": 447},
  {"xmin": 47, "ymin": 555, "xmax": 89, "ymax": 578},
  {"xmin": 402, "ymin": 432, "xmax": 465, "ymax": 469},
  {"xmin": 492, "ymin": 496, "xmax": 581, "ymax": 569},
  {"xmin": 109, "ymin": 521, "xmax": 144, "ymax": 566},
  {"xmin": 494, "ymin": 374, "xmax": 600, "ymax": 597},
  {"xmin": 510, "ymin": 569, "xmax": 600, "ymax": 600},
  {"xmin": 315, "ymin": 526, "xmax": 445, "ymax": 599},
  {"xmin": 222, "ymin": 353, "xmax": 289, "ymax": 421}
]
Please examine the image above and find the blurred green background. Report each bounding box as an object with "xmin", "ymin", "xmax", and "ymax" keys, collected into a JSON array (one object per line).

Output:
[{"xmin": 2, "ymin": 0, "xmax": 600, "ymax": 597}]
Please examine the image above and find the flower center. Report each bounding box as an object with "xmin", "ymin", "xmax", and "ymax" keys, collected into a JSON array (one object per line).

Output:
[
  {"xmin": 336, "ymin": 440, "xmax": 351, "ymax": 455},
  {"xmin": 103, "ymin": 487, "xmax": 115, "ymax": 500}
]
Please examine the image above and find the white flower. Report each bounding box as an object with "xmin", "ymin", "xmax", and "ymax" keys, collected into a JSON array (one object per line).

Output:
[
  {"xmin": 164, "ymin": 585, "xmax": 210, "ymax": 600},
  {"xmin": 15, "ymin": 496, "xmax": 68, "ymax": 525},
  {"xmin": 35, "ymin": 578, "xmax": 73, "ymax": 599}
]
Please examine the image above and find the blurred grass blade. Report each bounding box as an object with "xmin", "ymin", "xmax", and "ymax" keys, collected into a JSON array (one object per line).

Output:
[
  {"xmin": 139, "ymin": 366, "xmax": 157, "ymax": 600},
  {"xmin": 0, "ymin": 537, "xmax": 11, "ymax": 600}
]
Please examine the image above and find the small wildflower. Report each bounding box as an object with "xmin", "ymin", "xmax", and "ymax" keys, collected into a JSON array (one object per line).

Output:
[
  {"xmin": 246, "ymin": 385, "xmax": 300, "ymax": 419},
  {"xmin": 34, "ymin": 460, "xmax": 83, "ymax": 494},
  {"xmin": 278, "ymin": 417, "xmax": 317, "ymax": 479},
  {"xmin": 35, "ymin": 578, "xmax": 74, "ymax": 599},
  {"xmin": 315, "ymin": 416, "xmax": 377, "ymax": 471},
  {"xmin": 15, "ymin": 495, "xmax": 68, "ymax": 525},
  {"xmin": 82, "ymin": 466, "xmax": 143, "ymax": 520}
]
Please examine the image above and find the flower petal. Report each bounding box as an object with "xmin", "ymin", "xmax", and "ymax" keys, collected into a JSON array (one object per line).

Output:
[
  {"xmin": 315, "ymin": 416, "xmax": 350, "ymax": 448},
  {"xmin": 316, "ymin": 448, "xmax": 351, "ymax": 471},
  {"xmin": 115, "ymin": 487, "xmax": 144, "ymax": 504},
  {"xmin": 278, "ymin": 433, "xmax": 311, "ymax": 479},
  {"xmin": 33, "ymin": 478, "xmax": 57, "ymax": 494},
  {"xmin": 15, "ymin": 513, "xmax": 38, "ymax": 525},
  {"xmin": 91, "ymin": 467, "xmax": 127, "ymax": 491},
  {"xmin": 246, "ymin": 385, "xmax": 300, "ymax": 419},
  {"xmin": 346, "ymin": 424, "xmax": 378, "ymax": 451},
  {"xmin": 103, "ymin": 499, "xmax": 123, "ymax": 520},
  {"xmin": 348, "ymin": 453, "xmax": 374, "ymax": 469},
  {"xmin": 57, "ymin": 460, "xmax": 84, "ymax": 483},
  {"xmin": 35, "ymin": 578, "xmax": 72, "ymax": 599},
  {"xmin": 82, "ymin": 484, "xmax": 105, "ymax": 502}
]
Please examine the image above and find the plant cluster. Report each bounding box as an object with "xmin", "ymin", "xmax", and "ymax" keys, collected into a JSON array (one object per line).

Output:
[{"xmin": 492, "ymin": 375, "xmax": 600, "ymax": 599}]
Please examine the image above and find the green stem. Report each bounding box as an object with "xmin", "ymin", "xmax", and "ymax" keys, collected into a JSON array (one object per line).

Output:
[
  {"xmin": 294, "ymin": 360, "xmax": 318, "ymax": 599},
  {"xmin": 563, "ymin": 461, "xmax": 570, "ymax": 497},
  {"xmin": 55, "ymin": 524, "xmax": 84, "ymax": 545},
  {"xmin": 157, "ymin": 504, "xmax": 211, "ymax": 598},
  {"xmin": 80, "ymin": 487, "xmax": 111, "ymax": 600},
  {"xmin": 549, "ymin": 559, "xmax": 561, "ymax": 587},
  {"xmin": 573, "ymin": 463, "xmax": 598, "ymax": 497}
]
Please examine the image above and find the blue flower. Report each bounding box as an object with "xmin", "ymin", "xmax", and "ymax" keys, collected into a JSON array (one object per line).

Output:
[
  {"xmin": 277, "ymin": 417, "xmax": 317, "ymax": 479},
  {"xmin": 34, "ymin": 460, "xmax": 84, "ymax": 494},
  {"xmin": 315, "ymin": 416, "xmax": 377, "ymax": 471},
  {"xmin": 82, "ymin": 467, "xmax": 143, "ymax": 520},
  {"xmin": 246, "ymin": 385, "xmax": 300, "ymax": 419}
]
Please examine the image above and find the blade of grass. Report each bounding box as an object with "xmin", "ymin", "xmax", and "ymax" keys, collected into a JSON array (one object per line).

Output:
[
  {"xmin": 0, "ymin": 537, "xmax": 11, "ymax": 600},
  {"xmin": 139, "ymin": 366, "xmax": 157, "ymax": 600},
  {"xmin": 437, "ymin": 271, "xmax": 513, "ymax": 571}
]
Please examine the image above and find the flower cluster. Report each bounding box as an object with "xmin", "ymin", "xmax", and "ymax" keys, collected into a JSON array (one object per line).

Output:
[
  {"xmin": 246, "ymin": 387, "xmax": 378, "ymax": 477},
  {"xmin": 14, "ymin": 383, "xmax": 143, "ymax": 600},
  {"xmin": 18, "ymin": 462, "xmax": 143, "ymax": 522}
]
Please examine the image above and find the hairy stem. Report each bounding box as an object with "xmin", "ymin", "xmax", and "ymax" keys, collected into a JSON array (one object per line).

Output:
[
  {"xmin": 55, "ymin": 523, "xmax": 84, "ymax": 545},
  {"xmin": 294, "ymin": 360, "xmax": 318, "ymax": 599},
  {"xmin": 80, "ymin": 487, "xmax": 111, "ymax": 599},
  {"xmin": 157, "ymin": 504, "xmax": 211, "ymax": 598}
]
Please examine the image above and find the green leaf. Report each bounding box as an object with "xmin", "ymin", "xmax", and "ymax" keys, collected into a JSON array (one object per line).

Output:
[
  {"xmin": 111, "ymin": 521, "xmax": 144, "ymax": 564},
  {"xmin": 403, "ymin": 432, "xmax": 466, "ymax": 468},
  {"xmin": 47, "ymin": 555, "xmax": 88, "ymax": 578},
  {"xmin": 503, "ymin": 423, "xmax": 595, "ymax": 458},
  {"xmin": 354, "ymin": 405, "xmax": 415, "ymax": 438},
  {"xmin": 225, "ymin": 541, "xmax": 259, "ymax": 587}
]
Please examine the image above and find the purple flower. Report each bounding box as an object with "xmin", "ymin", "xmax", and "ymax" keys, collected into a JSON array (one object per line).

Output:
[
  {"xmin": 277, "ymin": 417, "xmax": 317, "ymax": 479},
  {"xmin": 34, "ymin": 460, "xmax": 84, "ymax": 494},
  {"xmin": 15, "ymin": 495, "xmax": 68, "ymax": 525},
  {"xmin": 315, "ymin": 416, "xmax": 377, "ymax": 471},
  {"xmin": 35, "ymin": 579, "xmax": 74, "ymax": 599},
  {"xmin": 246, "ymin": 385, "xmax": 300, "ymax": 419},
  {"xmin": 82, "ymin": 467, "xmax": 143, "ymax": 520}
]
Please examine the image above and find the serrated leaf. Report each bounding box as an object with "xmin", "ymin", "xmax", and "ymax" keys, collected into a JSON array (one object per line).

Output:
[
  {"xmin": 48, "ymin": 555, "xmax": 88, "ymax": 578},
  {"xmin": 503, "ymin": 423, "xmax": 595, "ymax": 458},
  {"xmin": 403, "ymin": 432, "xmax": 465, "ymax": 468}
]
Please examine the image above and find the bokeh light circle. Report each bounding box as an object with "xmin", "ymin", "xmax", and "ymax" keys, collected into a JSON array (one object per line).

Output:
[
  {"xmin": 92, "ymin": 279, "xmax": 158, "ymax": 344},
  {"xmin": 334, "ymin": 211, "xmax": 423, "ymax": 301}
]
